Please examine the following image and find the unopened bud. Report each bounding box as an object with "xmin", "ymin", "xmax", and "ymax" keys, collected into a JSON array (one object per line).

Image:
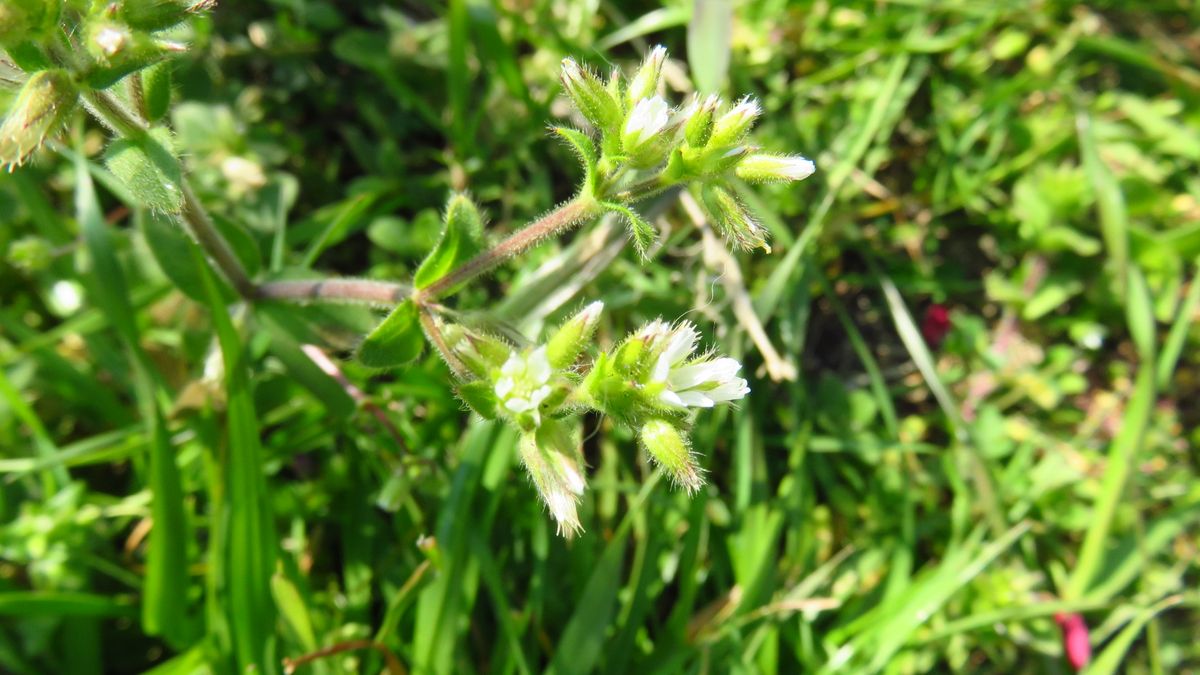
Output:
[
  {"xmin": 684, "ymin": 94, "xmax": 721, "ymax": 148},
  {"xmin": 546, "ymin": 301, "xmax": 603, "ymax": 369},
  {"xmin": 708, "ymin": 96, "xmax": 761, "ymax": 147},
  {"xmin": 443, "ymin": 324, "xmax": 511, "ymax": 379},
  {"xmin": 0, "ymin": 69, "xmax": 78, "ymax": 169},
  {"xmin": 561, "ymin": 58, "xmax": 622, "ymax": 134},
  {"xmin": 734, "ymin": 153, "xmax": 816, "ymax": 183},
  {"xmin": 639, "ymin": 419, "xmax": 703, "ymax": 493},
  {"xmin": 118, "ymin": 0, "xmax": 216, "ymax": 32},
  {"xmin": 700, "ymin": 183, "xmax": 770, "ymax": 252},
  {"xmin": 626, "ymin": 45, "xmax": 666, "ymax": 105},
  {"xmin": 519, "ymin": 419, "xmax": 587, "ymax": 537}
]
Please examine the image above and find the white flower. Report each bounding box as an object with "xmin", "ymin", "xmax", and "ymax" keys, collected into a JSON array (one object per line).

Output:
[
  {"xmin": 735, "ymin": 153, "xmax": 816, "ymax": 183},
  {"xmin": 643, "ymin": 320, "xmax": 750, "ymax": 408},
  {"xmin": 494, "ymin": 346, "xmax": 554, "ymax": 424},
  {"xmin": 622, "ymin": 95, "xmax": 670, "ymax": 153},
  {"xmin": 94, "ymin": 26, "xmax": 130, "ymax": 56}
]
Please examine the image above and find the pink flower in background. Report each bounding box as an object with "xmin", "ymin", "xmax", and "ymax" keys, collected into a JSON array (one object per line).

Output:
[{"xmin": 1053, "ymin": 612, "xmax": 1091, "ymax": 671}]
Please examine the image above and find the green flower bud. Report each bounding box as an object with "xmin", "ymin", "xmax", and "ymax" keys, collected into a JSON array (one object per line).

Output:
[
  {"xmin": 626, "ymin": 45, "xmax": 666, "ymax": 106},
  {"xmin": 639, "ymin": 419, "xmax": 703, "ymax": 493},
  {"xmin": 0, "ymin": 69, "xmax": 78, "ymax": 169},
  {"xmin": 546, "ymin": 301, "xmax": 603, "ymax": 369},
  {"xmin": 708, "ymin": 96, "xmax": 761, "ymax": 147},
  {"xmin": 519, "ymin": 418, "xmax": 587, "ymax": 537},
  {"xmin": 84, "ymin": 19, "xmax": 186, "ymax": 89},
  {"xmin": 561, "ymin": 58, "xmax": 622, "ymax": 134},
  {"xmin": 734, "ymin": 153, "xmax": 816, "ymax": 183},
  {"xmin": 117, "ymin": 0, "xmax": 216, "ymax": 32},
  {"xmin": 443, "ymin": 324, "xmax": 511, "ymax": 379},
  {"xmin": 683, "ymin": 94, "xmax": 721, "ymax": 148},
  {"xmin": 699, "ymin": 183, "xmax": 770, "ymax": 252}
]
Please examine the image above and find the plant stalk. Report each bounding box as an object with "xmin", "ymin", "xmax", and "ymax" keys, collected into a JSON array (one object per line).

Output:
[
  {"xmin": 257, "ymin": 279, "xmax": 411, "ymax": 306},
  {"xmin": 81, "ymin": 90, "xmax": 257, "ymax": 299},
  {"xmin": 416, "ymin": 198, "xmax": 602, "ymax": 301}
]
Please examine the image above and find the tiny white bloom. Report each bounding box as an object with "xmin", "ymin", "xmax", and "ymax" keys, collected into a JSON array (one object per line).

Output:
[
  {"xmin": 94, "ymin": 26, "xmax": 129, "ymax": 56},
  {"xmin": 644, "ymin": 321, "xmax": 750, "ymax": 408},
  {"xmin": 623, "ymin": 95, "xmax": 670, "ymax": 152},
  {"xmin": 494, "ymin": 346, "xmax": 554, "ymax": 425}
]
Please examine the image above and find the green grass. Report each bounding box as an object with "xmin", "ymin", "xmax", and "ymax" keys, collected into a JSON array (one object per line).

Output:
[{"xmin": 2, "ymin": 1, "xmax": 1200, "ymax": 673}]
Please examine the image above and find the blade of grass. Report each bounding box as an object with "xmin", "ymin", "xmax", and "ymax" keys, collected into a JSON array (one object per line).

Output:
[
  {"xmin": 194, "ymin": 245, "xmax": 277, "ymax": 670},
  {"xmin": 1084, "ymin": 595, "xmax": 1183, "ymax": 675},
  {"xmin": 76, "ymin": 150, "xmax": 193, "ymax": 647},
  {"xmin": 1155, "ymin": 257, "xmax": 1200, "ymax": 389}
]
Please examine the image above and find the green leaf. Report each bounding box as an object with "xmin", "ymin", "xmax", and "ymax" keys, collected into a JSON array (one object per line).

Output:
[
  {"xmin": 357, "ymin": 301, "xmax": 425, "ymax": 368},
  {"xmin": 413, "ymin": 193, "xmax": 485, "ymax": 292},
  {"xmin": 139, "ymin": 209, "xmax": 230, "ymax": 302},
  {"xmin": 141, "ymin": 61, "xmax": 172, "ymax": 122},
  {"xmin": 105, "ymin": 127, "xmax": 184, "ymax": 213},
  {"xmin": 601, "ymin": 201, "xmax": 655, "ymax": 257},
  {"xmin": 552, "ymin": 127, "xmax": 598, "ymax": 195}
]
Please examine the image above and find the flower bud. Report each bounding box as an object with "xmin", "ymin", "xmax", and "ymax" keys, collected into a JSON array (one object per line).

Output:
[
  {"xmin": 84, "ymin": 19, "xmax": 187, "ymax": 89},
  {"xmin": 117, "ymin": 0, "xmax": 216, "ymax": 32},
  {"xmin": 519, "ymin": 419, "xmax": 587, "ymax": 537},
  {"xmin": 443, "ymin": 324, "xmax": 512, "ymax": 379},
  {"xmin": 546, "ymin": 301, "xmax": 603, "ymax": 369},
  {"xmin": 683, "ymin": 94, "xmax": 721, "ymax": 148},
  {"xmin": 639, "ymin": 419, "xmax": 703, "ymax": 493},
  {"xmin": 0, "ymin": 69, "xmax": 78, "ymax": 169},
  {"xmin": 708, "ymin": 96, "xmax": 761, "ymax": 147},
  {"xmin": 561, "ymin": 58, "xmax": 622, "ymax": 134},
  {"xmin": 626, "ymin": 45, "xmax": 666, "ymax": 106},
  {"xmin": 734, "ymin": 153, "xmax": 816, "ymax": 183},
  {"xmin": 699, "ymin": 183, "xmax": 770, "ymax": 252}
]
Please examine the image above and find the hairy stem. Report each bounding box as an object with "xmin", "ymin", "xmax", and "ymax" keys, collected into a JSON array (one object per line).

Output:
[
  {"xmin": 417, "ymin": 306, "xmax": 470, "ymax": 378},
  {"xmin": 80, "ymin": 90, "xmax": 257, "ymax": 299},
  {"xmin": 417, "ymin": 198, "xmax": 603, "ymax": 301},
  {"xmin": 257, "ymin": 279, "xmax": 411, "ymax": 306}
]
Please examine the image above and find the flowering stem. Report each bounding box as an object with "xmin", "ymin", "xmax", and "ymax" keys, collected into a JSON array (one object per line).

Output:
[
  {"xmin": 416, "ymin": 197, "xmax": 603, "ymax": 301},
  {"xmin": 416, "ymin": 305, "xmax": 470, "ymax": 378},
  {"xmin": 256, "ymin": 278, "xmax": 411, "ymax": 306},
  {"xmin": 80, "ymin": 90, "xmax": 258, "ymax": 299}
]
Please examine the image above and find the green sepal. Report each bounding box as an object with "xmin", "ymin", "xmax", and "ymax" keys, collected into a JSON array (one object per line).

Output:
[
  {"xmin": 3, "ymin": 41, "xmax": 51, "ymax": 70},
  {"xmin": 545, "ymin": 301, "xmax": 602, "ymax": 369},
  {"xmin": 552, "ymin": 126, "xmax": 598, "ymax": 196},
  {"xmin": 602, "ymin": 202, "xmax": 655, "ymax": 258},
  {"xmin": 357, "ymin": 300, "xmax": 426, "ymax": 368},
  {"xmin": 141, "ymin": 61, "xmax": 172, "ymax": 122},
  {"xmin": 413, "ymin": 193, "xmax": 485, "ymax": 294},
  {"xmin": 117, "ymin": 0, "xmax": 200, "ymax": 32},
  {"xmin": 104, "ymin": 126, "xmax": 184, "ymax": 213},
  {"xmin": 457, "ymin": 380, "xmax": 498, "ymax": 419}
]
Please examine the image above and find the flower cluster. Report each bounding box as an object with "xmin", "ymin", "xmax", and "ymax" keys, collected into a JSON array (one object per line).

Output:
[
  {"xmin": 557, "ymin": 46, "xmax": 815, "ymax": 254},
  {"xmin": 447, "ymin": 303, "xmax": 749, "ymax": 536}
]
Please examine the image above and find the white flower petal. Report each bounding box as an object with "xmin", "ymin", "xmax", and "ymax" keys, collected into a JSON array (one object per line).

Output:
[
  {"xmin": 677, "ymin": 390, "xmax": 715, "ymax": 408},
  {"xmin": 659, "ymin": 389, "xmax": 687, "ymax": 408},
  {"xmin": 527, "ymin": 347, "xmax": 552, "ymax": 384},
  {"xmin": 529, "ymin": 385, "xmax": 552, "ymax": 407},
  {"xmin": 706, "ymin": 378, "xmax": 750, "ymax": 402},
  {"xmin": 662, "ymin": 322, "xmax": 698, "ymax": 367},
  {"xmin": 494, "ymin": 376, "xmax": 515, "ymax": 399},
  {"xmin": 505, "ymin": 397, "xmax": 531, "ymax": 413}
]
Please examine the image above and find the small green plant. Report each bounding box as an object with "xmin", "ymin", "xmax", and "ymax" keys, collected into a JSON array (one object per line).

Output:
[{"xmin": 2, "ymin": 5, "xmax": 813, "ymax": 536}]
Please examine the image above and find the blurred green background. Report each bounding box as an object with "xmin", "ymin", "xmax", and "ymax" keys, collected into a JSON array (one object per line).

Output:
[{"xmin": 2, "ymin": 0, "xmax": 1199, "ymax": 673}]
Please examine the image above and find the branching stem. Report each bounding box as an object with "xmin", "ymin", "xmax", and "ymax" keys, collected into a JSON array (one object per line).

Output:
[{"xmin": 80, "ymin": 90, "xmax": 258, "ymax": 299}]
